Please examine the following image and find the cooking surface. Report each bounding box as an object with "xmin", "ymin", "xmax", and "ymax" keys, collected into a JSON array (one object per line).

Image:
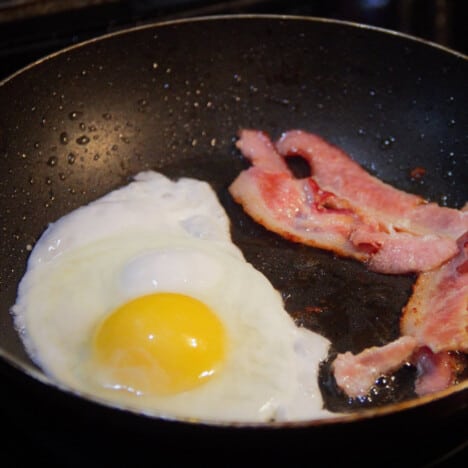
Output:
[{"xmin": 0, "ymin": 2, "xmax": 467, "ymax": 467}]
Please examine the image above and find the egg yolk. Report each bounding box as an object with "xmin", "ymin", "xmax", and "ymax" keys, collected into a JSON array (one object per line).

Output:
[{"xmin": 92, "ymin": 292, "xmax": 226, "ymax": 396}]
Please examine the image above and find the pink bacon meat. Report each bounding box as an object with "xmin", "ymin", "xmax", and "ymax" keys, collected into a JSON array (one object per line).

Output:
[
  {"xmin": 230, "ymin": 128, "xmax": 468, "ymax": 400},
  {"xmin": 231, "ymin": 130, "xmax": 364, "ymax": 261},
  {"xmin": 332, "ymin": 336, "xmax": 418, "ymax": 399},
  {"xmin": 229, "ymin": 129, "xmax": 468, "ymax": 274},
  {"xmin": 401, "ymin": 231, "xmax": 468, "ymax": 353},
  {"xmin": 400, "ymin": 223, "xmax": 467, "ymax": 395},
  {"xmin": 332, "ymin": 234, "xmax": 467, "ymax": 398}
]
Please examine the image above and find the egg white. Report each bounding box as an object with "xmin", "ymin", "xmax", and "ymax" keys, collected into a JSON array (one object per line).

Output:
[{"xmin": 12, "ymin": 171, "xmax": 332, "ymax": 423}]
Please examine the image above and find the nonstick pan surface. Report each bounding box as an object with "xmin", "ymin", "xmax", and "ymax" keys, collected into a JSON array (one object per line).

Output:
[{"xmin": 0, "ymin": 15, "xmax": 466, "ymax": 466}]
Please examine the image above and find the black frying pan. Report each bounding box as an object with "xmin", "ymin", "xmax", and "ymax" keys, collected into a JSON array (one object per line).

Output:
[{"xmin": 0, "ymin": 15, "xmax": 467, "ymax": 466}]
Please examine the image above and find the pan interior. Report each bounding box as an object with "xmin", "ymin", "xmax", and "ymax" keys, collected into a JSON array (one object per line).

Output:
[{"xmin": 0, "ymin": 15, "xmax": 467, "ymax": 422}]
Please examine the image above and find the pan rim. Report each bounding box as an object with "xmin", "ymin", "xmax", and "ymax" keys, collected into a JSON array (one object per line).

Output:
[
  {"xmin": 1, "ymin": 346, "xmax": 467, "ymax": 428},
  {"xmin": 0, "ymin": 12, "xmax": 467, "ymax": 429},
  {"xmin": 0, "ymin": 12, "xmax": 467, "ymax": 89}
]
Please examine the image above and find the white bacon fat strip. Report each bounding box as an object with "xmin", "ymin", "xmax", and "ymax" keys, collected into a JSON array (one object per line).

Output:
[{"xmin": 229, "ymin": 129, "xmax": 468, "ymax": 274}]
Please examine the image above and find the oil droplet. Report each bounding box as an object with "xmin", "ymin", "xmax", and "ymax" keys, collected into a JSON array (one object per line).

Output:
[
  {"xmin": 120, "ymin": 135, "xmax": 130, "ymax": 144},
  {"xmin": 69, "ymin": 111, "xmax": 83, "ymax": 121},
  {"xmin": 76, "ymin": 135, "xmax": 90, "ymax": 145},
  {"xmin": 448, "ymin": 119, "xmax": 456, "ymax": 127},
  {"xmin": 233, "ymin": 73, "xmax": 242, "ymax": 84},
  {"xmin": 102, "ymin": 113, "xmax": 112, "ymax": 120},
  {"xmin": 60, "ymin": 132, "xmax": 69, "ymax": 145},
  {"xmin": 47, "ymin": 156, "xmax": 58, "ymax": 167},
  {"xmin": 380, "ymin": 136, "xmax": 395, "ymax": 150},
  {"xmin": 67, "ymin": 153, "xmax": 76, "ymax": 164}
]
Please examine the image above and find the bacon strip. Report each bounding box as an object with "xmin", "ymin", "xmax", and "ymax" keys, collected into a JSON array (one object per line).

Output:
[
  {"xmin": 411, "ymin": 347, "xmax": 459, "ymax": 396},
  {"xmin": 332, "ymin": 231, "xmax": 467, "ymax": 399},
  {"xmin": 229, "ymin": 165, "xmax": 366, "ymax": 260},
  {"xmin": 230, "ymin": 128, "xmax": 468, "ymax": 400},
  {"xmin": 229, "ymin": 129, "xmax": 467, "ymax": 274},
  {"xmin": 277, "ymin": 131, "xmax": 468, "ymax": 240},
  {"xmin": 401, "ymin": 231, "xmax": 468, "ymax": 353},
  {"xmin": 332, "ymin": 336, "xmax": 418, "ymax": 398},
  {"xmin": 276, "ymin": 130, "xmax": 424, "ymax": 223}
]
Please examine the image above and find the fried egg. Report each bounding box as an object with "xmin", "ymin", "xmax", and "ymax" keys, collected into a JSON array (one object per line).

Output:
[{"xmin": 12, "ymin": 171, "xmax": 332, "ymax": 423}]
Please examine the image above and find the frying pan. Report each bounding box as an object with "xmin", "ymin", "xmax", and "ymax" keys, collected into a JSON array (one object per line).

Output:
[{"xmin": 0, "ymin": 15, "xmax": 467, "ymax": 466}]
